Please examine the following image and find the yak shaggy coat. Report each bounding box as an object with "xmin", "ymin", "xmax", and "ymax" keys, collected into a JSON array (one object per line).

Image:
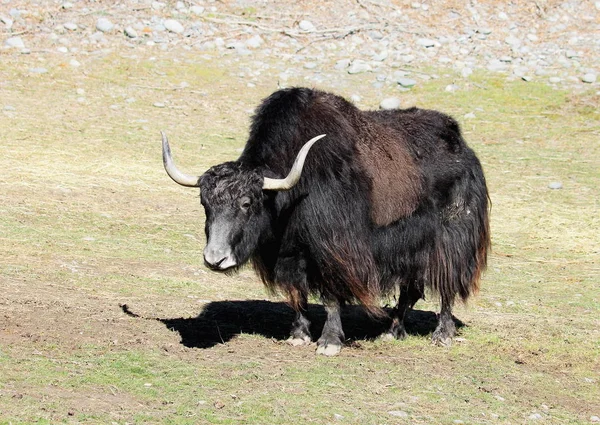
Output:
[{"xmin": 171, "ymin": 87, "xmax": 490, "ymax": 354}]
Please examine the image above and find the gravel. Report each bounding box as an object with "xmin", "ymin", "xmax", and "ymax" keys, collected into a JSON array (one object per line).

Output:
[{"xmin": 1, "ymin": 0, "xmax": 598, "ymax": 97}]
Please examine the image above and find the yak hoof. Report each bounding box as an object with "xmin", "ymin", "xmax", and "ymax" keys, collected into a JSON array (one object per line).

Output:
[
  {"xmin": 288, "ymin": 336, "xmax": 311, "ymax": 347},
  {"xmin": 316, "ymin": 343, "xmax": 342, "ymax": 356},
  {"xmin": 431, "ymin": 331, "xmax": 453, "ymax": 347}
]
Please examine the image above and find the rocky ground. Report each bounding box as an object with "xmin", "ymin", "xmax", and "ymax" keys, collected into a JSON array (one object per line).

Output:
[{"xmin": 2, "ymin": 0, "xmax": 600, "ymax": 98}]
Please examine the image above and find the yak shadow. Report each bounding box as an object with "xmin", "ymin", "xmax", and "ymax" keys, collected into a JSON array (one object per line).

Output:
[{"xmin": 122, "ymin": 301, "xmax": 464, "ymax": 349}]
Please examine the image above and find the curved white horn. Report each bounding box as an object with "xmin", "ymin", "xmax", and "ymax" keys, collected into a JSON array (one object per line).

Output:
[
  {"xmin": 262, "ymin": 134, "xmax": 326, "ymax": 191},
  {"xmin": 161, "ymin": 131, "xmax": 202, "ymax": 188}
]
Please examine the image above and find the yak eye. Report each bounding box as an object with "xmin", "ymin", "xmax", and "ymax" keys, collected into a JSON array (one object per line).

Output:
[{"xmin": 240, "ymin": 197, "xmax": 252, "ymax": 211}]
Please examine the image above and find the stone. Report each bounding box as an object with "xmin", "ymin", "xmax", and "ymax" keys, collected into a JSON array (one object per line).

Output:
[
  {"xmin": 191, "ymin": 6, "xmax": 205, "ymax": 15},
  {"xmin": 164, "ymin": 19, "xmax": 184, "ymax": 34},
  {"xmin": 96, "ymin": 18, "xmax": 114, "ymax": 33},
  {"xmin": 245, "ymin": 34, "xmax": 264, "ymax": 49},
  {"xmin": 348, "ymin": 60, "xmax": 371, "ymax": 74},
  {"xmin": 124, "ymin": 27, "xmax": 138, "ymax": 38},
  {"xmin": 380, "ymin": 97, "xmax": 401, "ymax": 110},
  {"xmin": 548, "ymin": 181, "xmax": 563, "ymax": 190},
  {"xmin": 63, "ymin": 22, "xmax": 78, "ymax": 31},
  {"xmin": 4, "ymin": 36, "xmax": 25, "ymax": 49},
  {"xmin": 388, "ymin": 410, "xmax": 409, "ymax": 418},
  {"xmin": 298, "ymin": 20, "xmax": 315, "ymax": 32},
  {"xmin": 397, "ymin": 77, "xmax": 417, "ymax": 88},
  {"xmin": 582, "ymin": 73, "xmax": 597, "ymax": 83}
]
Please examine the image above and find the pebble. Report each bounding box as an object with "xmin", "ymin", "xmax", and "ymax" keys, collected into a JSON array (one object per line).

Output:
[
  {"xmin": 29, "ymin": 67, "xmax": 48, "ymax": 74},
  {"xmin": 96, "ymin": 18, "xmax": 114, "ymax": 33},
  {"xmin": 69, "ymin": 59, "xmax": 81, "ymax": 67},
  {"xmin": 582, "ymin": 73, "xmax": 597, "ymax": 83},
  {"xmin": 380, "ymin": 97, "xmax": 401, "ymax": 110},
  {"xmin": 417, "ymin": 38, "xmax": 437, "ymax": 48},
  {"xmin": 164, "ymin": 19, "xmax": 184, "ymax": 34},
  {"xmin": 63, "ymin": 22, "xmax": 78, "ymax": 31},
  {"xmin": 529, "ymin": 413, "xmax": 543, "ymax": 420},
  {"xmin": 190, "ymin": 6, "xmax": 205, "ymax": 15},
  {"xmin": 245, "ymin": 35, "xmax": 264, "ymax": 49},
  {"xmin": 388, "ymin": 410, "xmax": 408, "ymax": 418},
  {"xmin": 153, "ymin": 102, "xmax": 166, "ymax": 108},
  {"xmin": 549, "ymin": 77, "xmax": 561, "ymax": 84},
  {"xmin": 397, "ymin": 77, "xmax": 417, "ymax": 88},
  {"xmin": 298, "ymin": 20, "xmax": 315, "ymax": 32},
  {"xmin": 5, "ymin": 36, "xmax": 25, "ymax": 49},
  {"xmin": 590, "ymin": 416, "xmax": 600, "ymax": 422},
  {"xmin": 348, "ymin": 60, "xmax": 371, "ymax": 74},
  {"xmin": 548, "ymin": 181, "xmax": 563, "ymax": 190},
  {"xmin": 124, "ymin": 27, "xmax": 138, "ymax": 38}
]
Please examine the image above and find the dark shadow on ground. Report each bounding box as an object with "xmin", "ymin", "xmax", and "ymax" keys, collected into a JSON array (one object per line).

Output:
[{"xmin": 121, "ymin": 301, "xmax": 464, "ymax": 349}]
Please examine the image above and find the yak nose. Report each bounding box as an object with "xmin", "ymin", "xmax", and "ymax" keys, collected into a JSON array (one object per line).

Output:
[{"xmin": 203, "ymin": 246, "xmax": 236, "ymax": 271}]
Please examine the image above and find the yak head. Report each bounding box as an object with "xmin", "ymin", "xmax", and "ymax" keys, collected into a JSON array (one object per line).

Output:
[{"xmin": 161, "ymin": 132, "xmax": 324, "ymax": 272}]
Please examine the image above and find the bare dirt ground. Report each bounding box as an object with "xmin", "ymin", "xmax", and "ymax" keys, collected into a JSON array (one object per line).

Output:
[{"xmin": 1, "ymin": 1, "xmax": 599, "ymax": 424}]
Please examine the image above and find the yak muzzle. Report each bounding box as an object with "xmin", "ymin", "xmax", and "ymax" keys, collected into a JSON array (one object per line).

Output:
[{"xmin": 203, "ymin": 246, "xmax": 237, "ymax": 271}]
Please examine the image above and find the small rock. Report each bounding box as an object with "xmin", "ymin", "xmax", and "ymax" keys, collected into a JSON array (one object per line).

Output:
[
  {"xmin": 29, "ymin": 67, "xmax": 48, "ymax": 74},
  {"xmin": 350, "ymin": 94, "xmax": 361, "ymax": 103},
  {"xmin": 5, "ymin": 36, "xmax": 25, "ymax": 49},
  {"xmin": 76, "ymin": 88, "xmax": 85, "ymax": 95},
  {"xmin": 190, "ymin": 6, "xmax": 205, "ymax": 15},
  {"xmin": 388, "ymin": 410, "xmax": 409, "ymax": 418},
  {"xmin": 549, "ymin": 77, "xmax": 561, "ymax": 84},
  {"xmin": 372, "ymin": 50, "xmax": 388, "ymax": 62},
  {"xmin": 505, "ymin": 35, "xmax": 521, "ymax": 47},
  {"xmin": 304, "ymin": 62, "xmax": 317, "ymax": 70},
  {"xmin": 464, "ymin": 112, "xmax": 476, "ymax": 119},
  {"xmin": 62, "ymin": 2, "xmax": 74, "ymax": 9},
  {"xmin": 1, "ymin": 16, "xmax": 13, "ymax": 30},
  {"xmin": 153, "ymin": 102, "xmax": 166, "ymax": 108},
  {"xmin": 417, "ymin": 38, "xmax": 437, "ymax": 48},
  {"xmin": 334, "ymin": 413, "xmax": 344, "ymax": 420},
  {"xmin": 397, "ymin": 77, "xmax": 417, "ymax": 88},
  {"xmin": 582, "ymin": 73, "xmax": 597, "ymax": 83},
  {"xmin": 348, "ymin": 60, "xmax": 371, "ymax": 74},
  {"xmin": 245, "ymin": 34, "xmax": 263, "ymax": 49},
  {"xmin": 164, "ymin": 19, "xmax": 184, "ymax": 34},
  {"xmin": 590, "ymin": 416, "xmax": 600, "ymax": 422},
  {"xmin": 69, "ymin": 59, "xmax": 81, "ymax": 67},
  {"xmin": 529, "ymin": 413, "xmax": 543, "ymax": 420},
  {"xmin": 548, "ymin": 181, "xmax": 562, "ymax": 190},
  {"xmin": 96, "ymin": 18, "xmax": 114, "ymax": 33},
  {"xmin": 380, "ymin": 97, "xmax": 401, "ymax": 110},
  {"xmin": 461, "ymin": 67, "xmax": 473, "ymax": 78},
  {"xmin": 298, "ymin": 20, "xmax": 315, "ymax": 32},
  {"xmin": 334, "ymin": 59, "xmax": 351, "ymax": 70},
  {"xmin": 124, "ymin": 27, "xmax": 138, "ymax": 38},
  {"xmin": 4, "ymin": 105, "xmax": 15, "ymax": 111},
  {"xmin": 63, "ymin": 22, "xmax": 78, "ymax": 31}
]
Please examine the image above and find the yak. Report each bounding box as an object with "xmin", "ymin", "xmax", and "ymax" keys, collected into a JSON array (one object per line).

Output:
[{"xmin": 161, "ymin": 87, "xmax": 490, "ymax": 356}]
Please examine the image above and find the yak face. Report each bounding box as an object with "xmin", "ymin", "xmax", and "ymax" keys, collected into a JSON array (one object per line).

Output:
[{"xmin": 199, "ymin": 162, "xmax": 268, "ymax": 272}]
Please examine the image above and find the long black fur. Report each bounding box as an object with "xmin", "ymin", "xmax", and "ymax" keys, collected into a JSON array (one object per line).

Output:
[{"xmin": 197, "ymin": 87, "xmax": 490, "ymax": 348}]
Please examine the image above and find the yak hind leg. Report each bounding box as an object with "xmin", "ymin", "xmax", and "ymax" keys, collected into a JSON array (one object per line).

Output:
[
  {"xmin": 432, "ymin": 296, "xmax": 456, "ymax": 347},
  {"xmin": 382, "ymin": 283, "xmax": 421, "ymax": 341},
  {"xmin": 316, "ymin": 302, "xmax": 345, "ymax": 356}
]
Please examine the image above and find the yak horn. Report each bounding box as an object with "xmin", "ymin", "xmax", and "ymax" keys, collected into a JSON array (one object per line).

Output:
[
  {"xmin": 262, "ymin": 134, "xmax": 326, "ymax": 191},
  {"xmin": 161, "ymin": 131, "xmax": 202, "ymax": 188}
]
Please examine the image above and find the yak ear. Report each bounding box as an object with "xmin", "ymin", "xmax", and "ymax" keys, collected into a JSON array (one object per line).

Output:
[
  {"xmin": 161, "ymin": 131, "xmax": 203, "ymax": 188},
  {"xmin": 263, "ymin": 134, "xmax": 326, "ymax": 191}
]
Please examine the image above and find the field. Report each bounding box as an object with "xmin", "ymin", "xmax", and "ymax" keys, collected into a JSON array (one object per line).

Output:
[{"xmin": 1, "ymin": 46, "xmax": 599, "ymax": 424}]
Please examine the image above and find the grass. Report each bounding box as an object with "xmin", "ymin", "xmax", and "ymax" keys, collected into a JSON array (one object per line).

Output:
[{"xmin": 0, "ymin": 47, "xmax": 599, "ymax": 424}]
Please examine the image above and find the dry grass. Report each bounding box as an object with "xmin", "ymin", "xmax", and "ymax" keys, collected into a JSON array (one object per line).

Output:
[{"xmin": 1, "ymin": 46, "xmax": 599, "ymax": 425}]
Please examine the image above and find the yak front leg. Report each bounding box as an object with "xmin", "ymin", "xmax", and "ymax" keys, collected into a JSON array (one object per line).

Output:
[
  {"xmin": 316, "ymin": 301, "xmax": 345, "ymax": 356},
  {"xmin": 288, "ymin": 289, "xmax": 312, "ymax": 346}
]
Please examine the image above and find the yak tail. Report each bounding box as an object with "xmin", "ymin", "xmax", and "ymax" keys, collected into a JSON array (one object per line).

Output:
[{"xmin": 428, "ymin": 189, "xmax": 490, "ymax": 303}]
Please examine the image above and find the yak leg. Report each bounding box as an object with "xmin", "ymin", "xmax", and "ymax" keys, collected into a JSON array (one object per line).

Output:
[
  {"xmin": 432, "ymin": 295, "xmax": 456, "ymax": 347},
  {"xmin": 288, "ymin": 292, "xmax": 311, "ymax": 346},
  {"xmin": 384, "ymin": 283, "xmax": 421, "ymax": 340},
  {"xmin": 316, "ymin": 301, "xmax": 345, "ymax": 356}
]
